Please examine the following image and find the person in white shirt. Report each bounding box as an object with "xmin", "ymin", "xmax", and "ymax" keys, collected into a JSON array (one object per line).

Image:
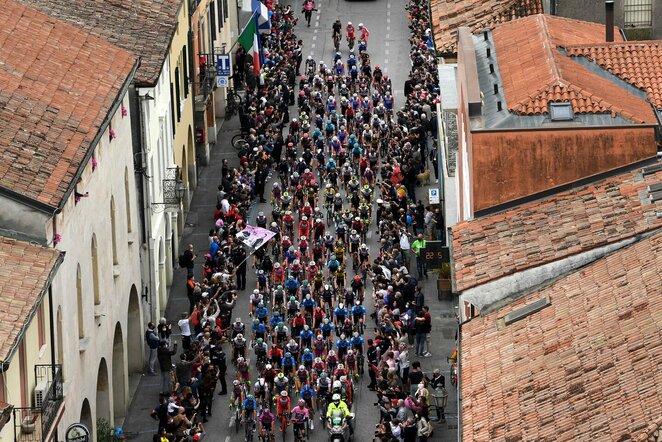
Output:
[{"xmin": 178, "ymin": 311, "xmax": 193, "ymax": 350}]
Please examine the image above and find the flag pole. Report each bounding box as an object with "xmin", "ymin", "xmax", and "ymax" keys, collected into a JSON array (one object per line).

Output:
[{"xmin": 227, "ymin": 9, "xmax": 260, "ymax": 54}]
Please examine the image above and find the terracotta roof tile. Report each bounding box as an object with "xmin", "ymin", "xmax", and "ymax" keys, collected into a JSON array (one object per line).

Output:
[
  {"xmin": 0, "ymin": 0, "xmax": 137, "ymax": 206},
  {"xmin": 0, "ymin": 236, "xmax": 60, "ymax": 363},
  {"xmin": 566, "ymin": 41, "xmax": 662, "ymax": 109},
  {"xmin": 461, "ymin": 231, "xmax": 662, "ymax": 441},
  {"xmin": 430, "ymin": 0, "xmax": 543, "ymax": 54},
  {"xmin": 491, "ymin": 14, "xmax": 657, "ymax": 123},
  {"xmin": 451, "ymin": 168, "xmax": 662, "ymax": 292},
  {"xmin": 18, "ymin": 0, "xmax": 181, "ymax": 86}
]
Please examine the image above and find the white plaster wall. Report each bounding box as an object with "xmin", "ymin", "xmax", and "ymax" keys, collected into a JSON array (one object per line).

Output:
[
  {"xmin": 49, "ymin": 91, "xmax": 142, "ymax": 436},
  {"xmin": 138, "ymin": 60, "xmax": 179, "ymax": 322}
]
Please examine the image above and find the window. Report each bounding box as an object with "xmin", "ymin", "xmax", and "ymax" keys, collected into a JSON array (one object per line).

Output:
[
  {"xmin": 217, "ymin": 0, "xmax": 224, "ymax": 29},
  {"xmin": 124, "ymin": 167, "xmax": 132, "ymax": 233},
  {"xmin": 110, "ymin": 196, "xmax": 118, "ymax": 265},
  {"xmin": 210, "ymin": 3, "xmax": 217, "ymax": 42},
  {"xmin": 183, "ymin": 46, "xmax": 189, "ymax": 98},
  {"xmin": 37, "ymin": 302, "xmax": 45, "ymax": 348},
  {"xmin": 549, "ymin": 102, "xmax": 574, "ymax": 121},
  {"xmin": 77, "ymin": 264, "xmax": 84, "ymax": 338},
  {"xmin": 624, "ymin": 0, "xmax": 653, "ymax": 27},
  {"xmin": 174, "ymin": 67, "xmax": 181, "ymax": 122},
  {"xmin": 170, "ymin": 82, "xmax": 176, "ymax": 136},
  {"xmin": 223, "ymin": 0, "xmax": 228, "ymax": 20},
  {"xmin": 91, "ymin": 235, "xmax": 100, "ymax": 305}
]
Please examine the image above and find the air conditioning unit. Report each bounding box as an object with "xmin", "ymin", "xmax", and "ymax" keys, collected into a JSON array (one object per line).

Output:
[{"xmin": 33, "ymin": 381, "xmax": 50, "ymax": 408}]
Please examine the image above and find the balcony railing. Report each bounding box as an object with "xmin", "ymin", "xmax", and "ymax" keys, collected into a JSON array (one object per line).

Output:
[
  {"xmin": 194, "ymin": 53, "xmax": 217, "ymax": 104},
  {"xmin": 13, "ymin": 365, "xmax": 63, "ymax": 442}
]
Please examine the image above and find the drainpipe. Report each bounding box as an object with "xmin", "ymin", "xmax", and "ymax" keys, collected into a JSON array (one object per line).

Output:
[{"xmin": 133, "ymin": 90, "xmax": 156, "ymax": 322}]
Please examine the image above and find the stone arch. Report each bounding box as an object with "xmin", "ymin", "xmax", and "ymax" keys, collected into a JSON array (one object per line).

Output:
[
  {"xmin": 80, "ymin": 398, "xmax": 93, "ymax": 434},
  {"xmin": 127, "ymin": 285, "xmax": 142, "ymax": 374},
  {"xmin": 96, "ymin": 358, "xmax": 111, "ymax": 427},
  {"xmin": 112, "ymin": 322, "xmax": 126, "ymax": 424}
]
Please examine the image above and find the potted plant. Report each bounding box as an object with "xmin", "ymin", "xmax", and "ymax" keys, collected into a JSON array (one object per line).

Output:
[
  {"xmin": 437, "ymin": 262, "xmax": 452, "ymax": 300},
  {"xmin": 21, "ymin": 413, "xmax": 37, "ymax": 434}
]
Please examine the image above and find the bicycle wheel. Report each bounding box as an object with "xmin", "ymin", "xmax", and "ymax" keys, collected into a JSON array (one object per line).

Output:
[{"xmin": 233, "ymin": 137, "xmax": 249, "ymax": 150}]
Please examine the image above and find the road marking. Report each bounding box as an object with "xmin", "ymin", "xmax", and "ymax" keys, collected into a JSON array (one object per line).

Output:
[
  {"xmin": 314, "ymin": 28, "xmax": 318, "ymax": 33},
  {"xmin": 229, "ymin": 416, "xmax": 235, "ymax": 429},
  {"xmin": 385, "ymin": 58, "xmax": 389, "ymax": 64},
  {"xmin": 225, "ymin": 437, "xmax": 231, "ymax": 442},
  {"xmin": 311, "ymin": 43, "xmax": 316, "ymax": 48},
  {"xmin": 385, "ymin": 49, "xmax": 389, "ymax": 55},
  {"xmin": 315, "ymin": 21, "xmax": 319, "ymax": 26},
  {"xmin": 385, "ymin": 41, "xmax": 390, "ymax": 47},
  {"xmin": 313, "ymin": 35, "xmax": 317, "ymax": 41},
  {"xmin": 387, "ymin": 18, "xmax": 391, "ymax": 24}
]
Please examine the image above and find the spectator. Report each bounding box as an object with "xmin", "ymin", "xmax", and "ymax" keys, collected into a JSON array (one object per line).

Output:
[
  {"xmin": 157, "ymin": 339, "xmax": 178, "ymax": 394},
  {"xmin": 144, "ymin": 322, "xmax": 160, "ymax": 375}
]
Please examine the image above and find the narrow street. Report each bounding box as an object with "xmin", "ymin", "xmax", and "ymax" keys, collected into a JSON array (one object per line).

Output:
[{"xmin": 121, "ymin": 0, "xmax": 459, "ymax": 440}]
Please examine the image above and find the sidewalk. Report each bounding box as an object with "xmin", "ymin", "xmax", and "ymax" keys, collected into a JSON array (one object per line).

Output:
[{"xmin": 121, "ymin": 116, "xmax": 242, "ymax": 441}]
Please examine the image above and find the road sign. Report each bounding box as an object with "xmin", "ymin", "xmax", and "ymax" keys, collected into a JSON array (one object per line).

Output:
[
  {"xmin": 216, "ymin": 54, "xmax": 231, "ymax": 76},
  {"xmin": 428, "ymin": 188, "xmax": 440, "ymax": 204},
  {"xmin": 217, "ymin": 76, "xmax": 229, "ymax": 88}
]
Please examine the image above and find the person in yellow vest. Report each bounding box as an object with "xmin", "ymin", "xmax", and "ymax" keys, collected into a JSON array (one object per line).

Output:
[{"xmin": 411, "ymin": 234, "xmax": 428, "ymax": 279}]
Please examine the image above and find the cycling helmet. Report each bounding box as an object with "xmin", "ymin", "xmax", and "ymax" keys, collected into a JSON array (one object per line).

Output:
[{"xmin": 281, "ymin": 390, "xmax": 288, "ymax": 397}]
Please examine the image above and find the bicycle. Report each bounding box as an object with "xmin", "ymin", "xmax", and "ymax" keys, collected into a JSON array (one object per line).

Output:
[
  {"xmin": 333, "ymin": 33, "xmax": 341, "ymax": 52},
  {"xmin": 292, "ymin": 418, "xmax": 308, "ymax": 442},
  {"xmin": 225, "ymin": 88, "xmax": 243, "ymax": 118},
  {"xmin": 245, "ymin": 417, "xmax": 257, "ymax": 442}
]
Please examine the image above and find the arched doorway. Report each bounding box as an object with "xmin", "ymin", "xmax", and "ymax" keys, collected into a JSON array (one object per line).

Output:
[
  {"xmin": 112, "ymin": 323, "xmax": 126, "ymax": 424},
  {"xmin": 127, "ymin": 286, "xmax": 142, "ymax": 374},
  {"xmin": 80, "ymin": 398, "xmax": 93, "ymax": 434},
  {"xmin": 96, "ymin": 358, "xmax": 111, "ymax": 428}
]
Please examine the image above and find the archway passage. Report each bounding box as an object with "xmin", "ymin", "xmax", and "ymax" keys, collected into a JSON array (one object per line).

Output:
[
  {"xmin": 96, "ymin": 358, "xmax": 111, "ymax": 428},
  {"xmin": 127, "ymin": 285, "xmax": 142, "ymax": 375},
  {"xmin": 80, "ymin": 398, "xmax": 93, "ymax": 435},
  {"xmin": 112, "ymin": 323, "xmax": 126, "ymax": 425}
]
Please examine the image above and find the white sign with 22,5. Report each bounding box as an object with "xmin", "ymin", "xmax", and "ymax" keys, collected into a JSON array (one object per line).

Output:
[{"xmin": 428, "ymin": 188, "xmax": 440, "ymax": 204}]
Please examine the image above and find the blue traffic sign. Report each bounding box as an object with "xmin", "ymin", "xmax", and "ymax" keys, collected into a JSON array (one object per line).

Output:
[{"xmin": 217, "ymin": 55, "xmax": 231, "ymax": 76}]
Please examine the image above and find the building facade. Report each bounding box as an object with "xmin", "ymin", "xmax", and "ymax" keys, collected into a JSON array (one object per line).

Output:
[{"xmin": 0, "ymin": 1, "xmax": 143, "ymax": 439}]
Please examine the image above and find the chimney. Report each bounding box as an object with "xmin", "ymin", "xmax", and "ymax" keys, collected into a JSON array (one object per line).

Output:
[
  {"xmin": 486, "ymin": 47, "xmax": 491, "ymax": 58},
  {"xmin": 483, "ymin": 30, "xmax": 489, "ymax": 41},
  {"xmin": 497, "ymin": 101, "xmax": 503, "ymax": 111},
  {"xmin": 489, "ymin": 63, "xmax": 495, "ymax": 74},
  {"xmin": 494, "ymin": 84, "xmax": 499, "ymax": 94},
  {"xmin": 605, "ymin": 1, "xmax": 614, "ymax": 42}
]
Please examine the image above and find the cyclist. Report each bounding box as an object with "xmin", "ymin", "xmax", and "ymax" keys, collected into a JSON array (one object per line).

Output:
[
  {"xmin": 274, "ymin": 373, "xmax": 290, "ymax": 396},
  {"xmin": 346, "ymin": 21, "xmax": 355, "ymax": 49},
  {"xmin": 243, "ymin": 394, "xmax": 258, "ymax": 422},
  {"xmin": 302, "ymin": 0, "xmax": 315, "ymax": 27},
  {"xmin": 259, "ymin": 407, "xmax": 275, "ymax": 440},
  {"xmin": 276, "ymin": 390, "xmax": 292, "ymax": 431},
  {"xmin": 291, "ymin": 399, "xmax": 311, "ymax": 436},
  {"xmin": 332, "ymin": 19, "xmax": 342, "ymax": 40}
]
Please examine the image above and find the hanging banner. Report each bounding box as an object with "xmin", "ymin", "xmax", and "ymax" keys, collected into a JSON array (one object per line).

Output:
[{"xmin": 236, "ymin": 225, "xmax": 276, "ymax": 250}]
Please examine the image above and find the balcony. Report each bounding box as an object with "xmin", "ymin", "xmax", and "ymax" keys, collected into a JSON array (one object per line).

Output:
[
  {"xmin": 13, "ymin": 365, "xmax": 64, "ymax": 442},
  {"xmin": 194, "ymin": 53, "xmax": 217, "ymax": 111}
]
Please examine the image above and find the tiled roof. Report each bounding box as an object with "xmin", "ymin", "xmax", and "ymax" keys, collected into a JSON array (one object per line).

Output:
[
  {"xmin": 461, "ymin": 230, "xmax": 662, "ymax": 441},
  {"xmin": 492, "ymin": 15, "xmax": 658, "ymax": 123},
  {"xmin": 18, "ymin": 0, "xmax": 181, "ymax": 86},
  {"xmin": 566, "ymin": 41, "xmax": 662, "ymax": 109},
  {"xmin": 451, "ymin": 168, "xmax": 662, "ymax": 292},
  {"xmin": 430, "ymin": 0, "xmax": 543, "ymax": 54},
  {"xmin": 0, "ymin": 0, "xmax": 137, "ymax": 207},
  {"xmin": 0, "ymin": 237, "xmax": 61, "ymax": 363}
]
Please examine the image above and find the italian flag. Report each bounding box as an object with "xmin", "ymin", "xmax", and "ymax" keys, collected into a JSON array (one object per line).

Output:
[{"xmin": 238, "ymin": 17, "xmax": 261, "ymax": 76}]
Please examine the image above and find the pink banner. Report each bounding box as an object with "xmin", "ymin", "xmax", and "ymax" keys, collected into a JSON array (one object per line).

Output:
[{"xmin": 236, "ymin": 225, "xmax": 276, "ymax": 250}]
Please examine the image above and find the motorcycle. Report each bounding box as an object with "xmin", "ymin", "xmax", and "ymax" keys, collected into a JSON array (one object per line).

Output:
[{"xmin": 327, "ymin": 414, "xmax": 354, "ymax": 442}]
